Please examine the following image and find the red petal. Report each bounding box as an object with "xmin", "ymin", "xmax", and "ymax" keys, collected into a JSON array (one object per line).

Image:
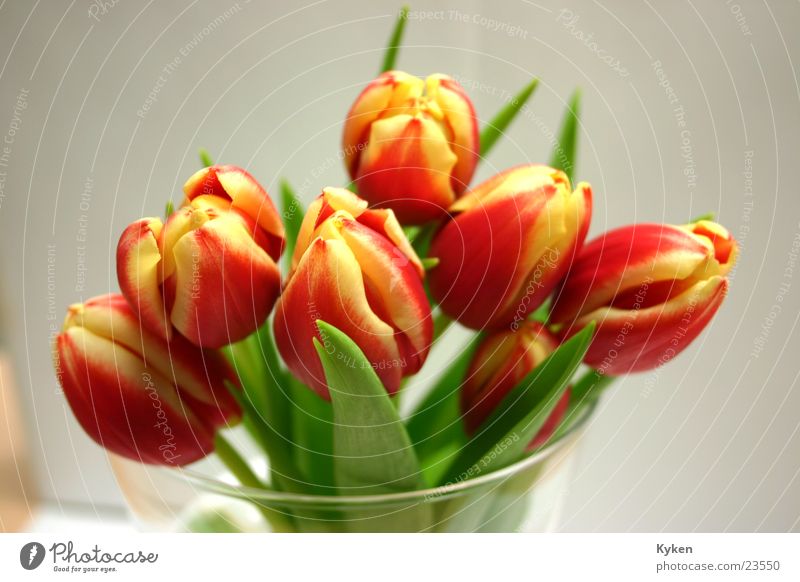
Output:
[
  {"xmin": 462, "ymin": 323, "xmax": 557, "ymax": 434},
  {"xmin": 339, "ymin": 217, "xmax": 432, "ymax": 373},
  {"xmin": 56, "ymin": 327, "xmax": 214, "ymax": 466},
  {"xmin": 355, "ymin": 116, "xmax": 458, "ymax": 224},
  {"xmin": 429, "ymin": 189, "xmax": 552, "ymax": 329},
  {"xmin": 273, "ymin": 238, "xmax": 403, "ymax": 398},
  {"xmin": 550, "ymin": 223, "xmax": 713, "ymax": 325},
  {"xmin": 569, "ymin": 276, "xmax": 728, "ymax": 375},
  {"xmin": 183, "ymin": 165, "xmax": 285, "ymax": 248},
  {"xmin": 169, "ymin": 216, "xmax": 281, "ymax": 348},
  {"xmin": 116, "ymin": 218, "xmax": 170, "ymax": 340}
]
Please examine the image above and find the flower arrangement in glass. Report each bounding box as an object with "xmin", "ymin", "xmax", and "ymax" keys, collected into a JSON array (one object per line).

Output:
[{"xmin": 52, "ymin": 7, "xmax": 737, "ymax": 532}]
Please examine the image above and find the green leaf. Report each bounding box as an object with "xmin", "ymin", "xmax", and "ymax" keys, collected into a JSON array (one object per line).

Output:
[
  {"xmin": 314, "ymin": 321, "xmax": 422, "ymax": 494},
  {"xmin": 421, "ymin": 257, "xmax": 440, "ymax": 270},
  {"xmin": 550, "ymin": 89, "xmax": 581, "ymax": 182},
  {"xmin": 432, "ymin": 310, "xmax": 452, "ymax": 340},
  {"xmin": 224, "ymin": 323, "xmax": 303, "ymax": 492},
  {"xmin": 199, "ymin": 147, "xmax": 214, "ymax": 168},
  {"xmin": 406, "ymin": 334, "xmax": 482, "ymax": 471},
  {"xmin": 479, "ymin": 78, "xmax": 539, "ymax": 158},
  {"xmin": 380, "ymin": 5, "xmax": 410, "ymax": 74},
  {"xmin": 570, "ymin": 368, "xmax": 613, "ymax": 405},
  {"xmin": 552, "ymin": 368, "xmax": 615, "ymax": 440},
  {"xmin": 280, "ymin": 179, "xmax": 304, "ymax": 265},
  {"xmin": 410, "ymin": 221, "xmax": 437, "ymax": 258},
  {"xmin": 255, "ymin": 323, "xmax": 294, "ymax": 448},
  {"xmin": 403, "ymin": 224, "xmax": 421, "ymax": 241},
  {"xmin": 438, "ymin": 323, "xmax": 595, "ymax": 485},
  {"xmin": 529, "ymin": 299, "xmax": 551, "ymax": 324},
  {"xmin": 691, "ymin": 212, "xmax": 715, "ymax": 223},
  {"xmin": 164, "ymin": 200, "xmax": 174, "ymax": 218},
  {"xmin": 224, "ymin": 379, "xmax": 304, "ymax": 495},
  {"xmin": 289, "ymin": 377, "xmax": 335, "ymax": 491}
]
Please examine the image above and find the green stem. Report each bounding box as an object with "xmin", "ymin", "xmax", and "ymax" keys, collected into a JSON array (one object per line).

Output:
[
  {"xmin": 433, "ymin": 311, "xmax": 453, "ymax": 341},
  {"xmin": 213, "ymin": 433, "xmax": 294, "ymax": 532},
  {"xmin": 214, "ymin": 433, "xmax": 262, "ymax": 489}
]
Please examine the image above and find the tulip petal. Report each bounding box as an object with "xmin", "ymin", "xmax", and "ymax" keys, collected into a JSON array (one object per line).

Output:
[
  {"xmin": 338, "ymin": 217, "xmax": 432, "ymax": 373},
  {"xmin": 183, "ymin": 165, "xmax": 285, "ymax": 250},
  {"xmin": 273, "ymin": 238, "xmax": 402, "ymax": 399},
  {"xmin": 431, "ymin": 165, "xmax": 591, "ymax": 329},
  {"xmin": 353, "ymin": 206, "xmax": 424, "ymax": 278},
  {"xmin": 462, "ymin": 324, "xmax": 558, "ymax": 434},
  {"xmin": 342, "ymin": 71, "xmax": 425, "ymax": 177},
  {"xmin": 116, "ymin": 217, "xmax": 170, "ymax": 340},
  {"xmin": 293, "ymin": 188, "xmax": 424, "ymax": 278},
  {"xmin": 550, "ymin": 223, "xmax": 716, "ymax": 324},
  {"xmin": 429, "ymin": 186, "xmax": 554, "ymax": 329},
  {"xmin": 681, "ymin": 220, "xmax": 738, "ymax": 276},
  {"xmin": 499, "ymin": 181, "xmax": 592, "ymax": 326},
  {"xmin": 169, "ymin": 216, "xmax": 281, "ymax": 348},
  {"xmin": 65, "ymin": 294, "xmax": 240, "ymax": 427},
  {"xmin": 572, "ymin": 276, "xmax": 728, "ymax": 374},
  {"xmin": 292, "ymin": 188, "xmax": 368, "ymax": 273},
  {"xmin": 450, "ymin": 164, "xmax": 569, "ymax": 213},
  {"xmin": 356, "ymin": 115, "xmax": 458, "ymax": 224},
  {"xmin": 427, "ymin": 74, "xmax": 479, "ymax": 193},
  {"xmin": 57, "ymin": 327, "xmax": 214, "ymax": 466}
]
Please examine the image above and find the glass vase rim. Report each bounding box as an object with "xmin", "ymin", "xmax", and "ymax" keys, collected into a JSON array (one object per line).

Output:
[{"xmin": 175, "ymin": 400, "xmax": 596, "ymax": 507}]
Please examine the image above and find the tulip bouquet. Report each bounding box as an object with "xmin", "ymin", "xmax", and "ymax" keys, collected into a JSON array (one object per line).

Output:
[{"xmin": 52, "ymin": 8, "xmax": 737, "ymax": 532}]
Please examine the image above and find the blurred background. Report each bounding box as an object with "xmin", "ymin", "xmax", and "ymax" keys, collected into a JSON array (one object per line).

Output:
[{"xmin": 0, "ymin": 0, "xmax": 798, "ymax": 532}]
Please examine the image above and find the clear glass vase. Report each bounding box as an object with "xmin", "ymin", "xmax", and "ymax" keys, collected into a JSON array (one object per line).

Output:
[{"xmin": 110, "ymin": 404, "xmax": 593, "ymax": 533}]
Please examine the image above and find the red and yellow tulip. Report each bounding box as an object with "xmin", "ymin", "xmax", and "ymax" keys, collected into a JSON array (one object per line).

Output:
[
  {"xmin": 462, "ymin": 322, "xmax": 569, "ymax": 450},
  {"xmin": 550, "ymin": 220, "xmax": 738, "ymax": 374},
  {"xmin": 54, "ymin": 294, "xmax": 240, "ymax": 465},
  {"xmin": 274, "ymin": 187, "xmax": 433, "ymax": 398},
  {"xmin": 428, "ymin": 164, "xmax": 592, "ymax": 330},
  {"xmin": 117, "ymin": 165, "xmax": 283, "ymax": 348},
  {"xmin": 342, "ymin": 71, "xmax": 479, "ymax": 224}
]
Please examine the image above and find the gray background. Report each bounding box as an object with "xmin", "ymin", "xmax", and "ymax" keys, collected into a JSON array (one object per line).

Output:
[{"xmin": 0, "ymin": 0, "xmax": 798, "ymax": 531}]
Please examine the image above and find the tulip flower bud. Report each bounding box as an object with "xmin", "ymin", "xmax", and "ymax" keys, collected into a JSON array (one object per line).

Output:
[
  {"xmin": 117, "ymin": 166, "xmax": 283, "ymax": 348},
  {"xmin": 274, "ymin": 187, "xmax": 433, "ymax": 398},
  {"xmin": 429, "ymin": 164, "xmax": 592, "ymax": 330},
  {"xmin": 342, "ymin": 71, "xmax": 479, "ymax": 224},
  {"xmin": 550, "ymin": 220, "xmax": 738, "ymax": 375},
  {"xmin": 53, "ymin": 294, "xmax": 240, "ymax": 466},
  {"xmin": 462, "ymin": 322, "xmax": 570, "ymax": 450}
]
